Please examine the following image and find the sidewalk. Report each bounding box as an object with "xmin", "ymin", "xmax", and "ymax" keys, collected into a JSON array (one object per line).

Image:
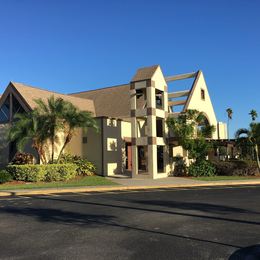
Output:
[{"xmin": 1, "ymin": 176, "xmax": 260, "ymax": 197}]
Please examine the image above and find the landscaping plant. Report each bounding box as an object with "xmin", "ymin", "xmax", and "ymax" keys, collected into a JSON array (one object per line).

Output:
[
  {"xmin": 0, "ymin": 170, "xmax": 13, "ymax": 184},
  {"xmin": 56, "ymin": 154, "xmax": 96, "ymax": 176},
  {"xmin": 8, "ymin": 95, "xmax": 98, "ymax": 164},
  {"xmin": 167, "ymin": 109, "xmax": 216, "ymax": 176},
  {"xmin": 11, "ymin": 152, "xmax": 34, "ymax": 165},
  {"xmin": 7, "ymin": 163, "xmax": 77, "ymax": 182},
  {"xmin": 235, "ymin": 112, "xmax": 260, "ymax": 172}
]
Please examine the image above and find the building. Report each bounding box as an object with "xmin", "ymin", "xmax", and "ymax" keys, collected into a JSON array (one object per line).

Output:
[{"xmin": 0, "ymin": 65, "xmax": 227, "ymax": 178}]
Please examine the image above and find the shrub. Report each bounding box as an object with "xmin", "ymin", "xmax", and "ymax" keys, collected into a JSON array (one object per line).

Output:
[
  {"xmin": 0, "ymin": 170, "xmax": 13, "ymax": 184},
  {"xmin": 7, "ymin": 163, "xmax": 77, "ymax": 182},
  {"xmin": 57, "ymin": 154, "xmax": 96, "ymax": 176},
  {"xmin": 11, "ymin": 152, "xmax": 34, "ymax": 165},
  {"xmin": 7, "ymin": 165, "xmax": 45, "ymax": 182},
  {"xmin": 211, "ymin": 160, "xmax": 259, "ymax": 176},
  {"xmin": 188, "ymin": 160, "xmax": 216, "ymax": 177},
  {"xmin": 45, "ymin": 164, "xmax": 77, "ymax": 182},
  {"xmin": 172, "ymin": 157, "xmax": 188, "ymax": 176},
  {"xmin": 74, "ymin": 158, "xmax": 96, "ymax": 176}
]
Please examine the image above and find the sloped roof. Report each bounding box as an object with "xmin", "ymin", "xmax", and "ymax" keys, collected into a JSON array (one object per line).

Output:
[
  {"xmin": 11, "ymin": 82, "xmax": 96, "ymax": 116},
  {"xmin": 131, "ymin": 65, "xmax": 159, "ymax": 82},
  {"xmin": 70, "ymin": 84, "xmax": 131, "ymax": 118}
]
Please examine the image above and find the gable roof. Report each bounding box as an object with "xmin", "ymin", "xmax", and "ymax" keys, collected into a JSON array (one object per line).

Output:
[
  {"xmin": 131, "ymin": 65, "xmax": 159, "ymax": 82},
  {"xmin": 10, "ymin": 82, "xmax": 96, "ymax": 116},
  {"xmin": 70, "ymin": 84, "xmax": 131, "ymax": 118},
  {"xmin": 183, "ymin": 71, "xmax": 201, "ymax": 111}
]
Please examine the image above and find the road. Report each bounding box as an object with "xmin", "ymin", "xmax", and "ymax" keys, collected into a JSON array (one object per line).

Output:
[{"xmin": 0, "ymin": 185, "xmax": 260, "ymax": 260}]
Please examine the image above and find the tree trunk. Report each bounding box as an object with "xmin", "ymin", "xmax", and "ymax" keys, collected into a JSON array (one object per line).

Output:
[
  {"xmin": 57, "ymin": 132, "xmax": 73, "ymax": 163},
  {"xmin": 51, "ymin": 138, "xmax": 55, "ymax": 163}
]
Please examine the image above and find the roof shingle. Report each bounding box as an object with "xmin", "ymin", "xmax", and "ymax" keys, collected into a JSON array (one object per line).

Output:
[
  {"xmin": 11, "ymin": 82, "xmax": 96, "ymax": 116},
  {"xmin": 131, "ymin": 65, "xmax": 159, "ymax": 82}
]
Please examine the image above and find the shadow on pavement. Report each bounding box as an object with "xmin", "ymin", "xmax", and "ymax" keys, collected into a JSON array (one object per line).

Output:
[
  {"xmin": 0, "ymin": 206, "xmax": 115, "ymax": 226},
  {"xmin": 0, "ymin": 205, "xmax": 242, "ymax": 249},
  {"xmin": 229, "ymin": 244, "xmax": 260, "ymax": 259},
  {"xmin": 127, "ymin": 199, "xmax": 259, "ymax": 215},
  {"xmin": 36, "ymin": 196, "xmax": 260, "ymax": 226}
]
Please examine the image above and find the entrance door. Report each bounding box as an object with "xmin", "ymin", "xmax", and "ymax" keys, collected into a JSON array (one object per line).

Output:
[{"xmin": 126, "ymin": 143, "xmax": 132, "ymax": 170}]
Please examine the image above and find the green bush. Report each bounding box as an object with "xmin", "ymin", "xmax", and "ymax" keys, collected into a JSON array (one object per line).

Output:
[
  {"xmin": 188, "ymin": 160, "xmax": 216, "ymax": 177},
  {"xmin": 57, "ymin": 154, "xmax": 96, "ymax": 176},
  {"xmin": 45, "ymin": 164, "xmax": 77, "ymax": 181},
  {"xmin": 0, "ymin": 170, "xmax": 13, "ymax": 184},
  {"xmin": 7, "ymin": 165, "xmax": 45, "ymax": 182},
  {"xmin": 211, "ymin": 160, "xmax": 259, "ymax": 176},
  {"xmin": 7, "ymin": 163, "xmax": 77, "ymax": 182},
  {"xmin": 172, "ymin": 157, "xmax": 188, "ymax": 176}
]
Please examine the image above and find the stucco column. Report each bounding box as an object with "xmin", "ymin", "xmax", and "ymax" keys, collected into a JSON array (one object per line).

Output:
[{"xmin": 130, "ymin": 87, "xmax": 138, "ymax": 177}]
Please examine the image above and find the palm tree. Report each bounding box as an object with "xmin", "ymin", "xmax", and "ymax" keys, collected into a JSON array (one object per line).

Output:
[
  {"xmin": 226, "ymin": 108, "xmax": 233, "ymax": 140},
  {"xmin": 8, "ymin": 111, "xmax": 49, "ymax": 163},
  {"xmin": 235, "ymin": 122, "xmax": 260, "ymax": 172},
  {"xmin": 34, "ymin": 96, "xmax": 66, "ymax": 163},
  {"xmin": 35, "ymin": 96, "xmax": 98, "ymax": 163},
  {"xmin": 9, "ymin": 96, "xmax": 98, "ymax": 164},
  {"xmin": 56, "ymin": 101, "xmax": 98, "ymax": 162},
  {"xmin": 249, "ymin": 109, "xmax": 258, "ymax": 121}
]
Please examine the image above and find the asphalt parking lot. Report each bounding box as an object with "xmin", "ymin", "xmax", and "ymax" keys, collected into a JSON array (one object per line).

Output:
[{"xmin": 0, "ymin": 185, "xmax": 260, "ymax": 260}]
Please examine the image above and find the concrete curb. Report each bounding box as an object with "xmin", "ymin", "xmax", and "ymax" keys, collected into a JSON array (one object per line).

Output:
[{"xmin": 1, "ymin": 180, "xmax": 260, "ymax": 197}]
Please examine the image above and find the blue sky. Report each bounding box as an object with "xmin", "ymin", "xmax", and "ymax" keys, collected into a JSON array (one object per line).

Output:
[{"xmin": 0, "ymin": 0, "xmax": 259, "ymax": 137}]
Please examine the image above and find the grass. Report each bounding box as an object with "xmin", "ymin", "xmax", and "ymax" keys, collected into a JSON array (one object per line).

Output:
[
  {"xmin": 0, "ymin": 176, "xmax": 118, "ymax": 190},
  {"xmin": 193, "ymin": 176, "xmax": 260, "ymax": 181}
]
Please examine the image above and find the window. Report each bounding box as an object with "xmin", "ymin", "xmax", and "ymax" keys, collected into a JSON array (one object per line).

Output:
[
  {"xmin": 12, "ymin": 96, "xmax": 25, "ymax": 118},
  {"xmin": 82, "ymin": 137, "xmax": 88, "ymax": 144},
  {"xmin": 157, "ymin": 146, "xmax": 164, "ymax": 173},
  {"xmin": 201, "ymin": 89, "xmax": 205, "ymax": 100},
  {"xmin": 107, "ymin": 138, "xmax": 117, "ymax": 151},
  {"xmin": 107, "ymin": 118, "xmax": 117, "ymax": 127},
  {"xmin": 155, "ymin": 89, "xmax": 163, "ymax": 109},
  {"xmin": 156, "ymin": 118, "xmax": 163, "ymax": 137},
  {"xmin": 0, "ymin": 95, "xmax": 10, "ymax": 123}
]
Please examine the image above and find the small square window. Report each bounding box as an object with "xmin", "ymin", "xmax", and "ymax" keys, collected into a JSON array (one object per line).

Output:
[
  {"xmin": 201, "ymin": 89, "xmax": 205, "ymax": 100},
  {"xmin": 107, "ymin": 118, "xmax": 117, "ymax": 127},
  {"xmin": 82, "ymin": 137, "xmax": 88, "ymax": 144}
]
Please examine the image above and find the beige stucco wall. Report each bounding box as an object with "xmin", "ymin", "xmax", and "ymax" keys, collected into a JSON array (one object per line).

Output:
[
  {"xmin": 218, "ymin": 122, "xmax": 228, "ymax": 139},
  {"xmin": 66, "ymin": 128, "xmax": 84, "ymax": 157},
  {"xmin": 66, "ymin": 118, "xmax": 103, "ymax": 175},
  {"xmin": 185, "ymin": 72, "xmax": 218, "ymax": 139},
  {"xmin": 121, "ymin": 120, "xmax": 132, "ymax": 138},
  {"xmin": 151, "ymin": 66, "xmax": 167, "ymax": 92}
]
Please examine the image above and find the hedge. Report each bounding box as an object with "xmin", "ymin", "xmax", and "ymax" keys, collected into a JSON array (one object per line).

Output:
[
  {"xmin": 0, "ymin": 170, "xmax": 13, "ymax": 184},
  {"xmin": 6, "ymin": 163, "xmax": 77, "ymax": 182},
  {"xmin": 211, "ymin": 160, "xmax": 259, "ymax": 176},
  {"xmin": 188, "ymin": 160, "xmax": 216, "ymax": 177}
]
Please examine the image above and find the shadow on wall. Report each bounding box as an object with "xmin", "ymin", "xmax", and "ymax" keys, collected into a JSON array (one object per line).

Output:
[
  {"xmin": 0, "ymin": 124, "xmax": 10, "ymax": 168},
  {"xmin": 104, "ymin": 119, "xmax": 128, "ymax": 175},
  {"xmin": 229, "ymin": 245, "xmax": 260, "ymax": 260}
]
